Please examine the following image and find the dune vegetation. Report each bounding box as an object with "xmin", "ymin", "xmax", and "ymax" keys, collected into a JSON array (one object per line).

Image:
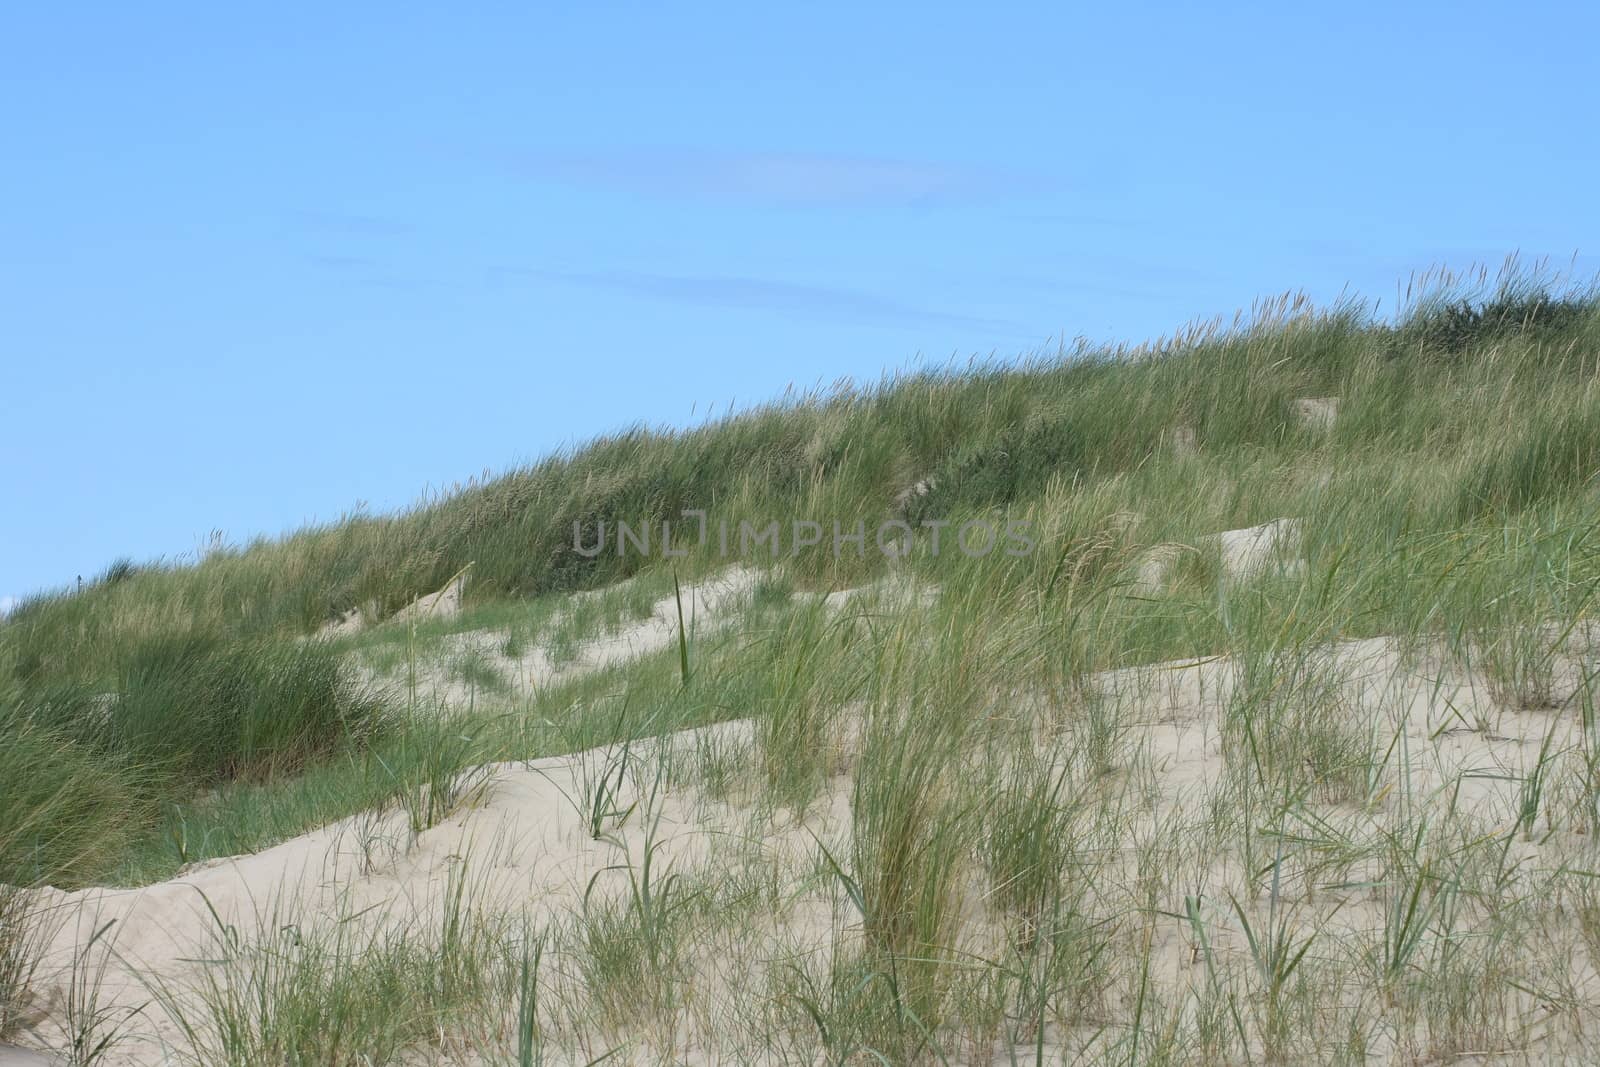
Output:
[{"xmin": 4, "ymin": 263, "xmax": 1600, "ymax": 1064}]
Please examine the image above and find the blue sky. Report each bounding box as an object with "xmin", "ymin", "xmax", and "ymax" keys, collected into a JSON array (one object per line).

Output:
[{"xmin": 3, "ymin": 1, "xmax": 1597, "ymax": 605}]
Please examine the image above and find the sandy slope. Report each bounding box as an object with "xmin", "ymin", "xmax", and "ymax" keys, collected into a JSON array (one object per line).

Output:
[
  {"xmin": 13, "ymin": 610, "xmax": 1600, "ymax": 1063},
  {"xmin": 366, "ymin": 566, "xmax": 935, "ymax": 714},
  {"xmin": 359, "ymin": 567, "xmax": 764, "ymax": 709},
  {"xmin": 16, "ymin": 719, "xmax": 778, "ymax": 1064}
]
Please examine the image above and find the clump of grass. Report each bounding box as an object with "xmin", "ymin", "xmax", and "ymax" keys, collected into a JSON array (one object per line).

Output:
[
  {"xmin": 0, "ymin": 884, "xmax": 44, "ymax": 1039},
  {"xmin": 159, "ymin": 868, "xmax": 513, "ymax": 1066},
  {"xmin": 978, "ymin": 729, "xmax": 1114, "ymax": 1038},
  {"xmin": 94, "ymin": 557, "xmax": 141, "ymax": 588},
  {"xmin": 381, "ymin": 720, "xmax": 493, "ymax": 838},
  {"xmin": 1443, "ymin": 513, "xmax": 1600, "ymax": 709},
  {"xmin": 0, "ymin": 699, "xmax": 153, "ymax": 886},
  {"xmin": 672, "ymin": 723, "xmax": 751, "ymax": 803},
  {"xmin": 99, "ymin": 634, "xmax": 383, "ymax": 786},
  {"xmin": 63, "ymin": 916, "xmax": 138, "ymax": 1067},
  {"xmin": 1223, "ymin": 639, "xmax": 1377, "ymax": 807},
  {"xmin": 981, "ymin": 734, "xmax": 1079, "ymax": 952},
  {"xmin": 534, "ymin": 697, "xmax": 657, "ymax": 840},
  {"xmin": 104, "ymin": 712, "xmax": 496, "ymax": 886},
  {"xmin": 1368, "ymin": 821, "xmax": 1453, "ymax": 1005},
  {"xmin": 1413, "ymin": 902, "xmax": 1525, "ymax": 1061},
  {"xmin": 446, "ymin": 646, "xmax": 511, "ymax": 697},
  {"xmin": 1230, "ymin": 841, "xmax": 1321, "ymax": 1061},
  {"xmin": 1475, "ymin": 624, "xmax": 1565, "ymax": 711},
  {"xmin": 750, "ymin": 570, "xmax": 795, "ymax": 612},
  {"xmin": 2, "ymin": 628, "xmax": 397, "ymax": 889},
  {"xmin": 567, "ymin": 771, "xmax": 707, "ymax": 1039},
  {"xmin": 500, "ymin": 627, "xmax": 528, "ymax": 659},
  {"xmin": 752, "ymin": 600, "xmax": 858, "ymax": 812},
  {"xmin": 825, "ymin": 696, "xmax": 978, "ymax": 1059},
  {"xmin": 1, "ymin": 635, "xmax": 391, "ymax": 887}
]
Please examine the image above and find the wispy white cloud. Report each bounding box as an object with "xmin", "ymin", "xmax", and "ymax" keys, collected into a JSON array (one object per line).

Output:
[
  {"xmin": 509, "ymin": 266, "xmax": 1017, "ymax": 333},
  {"xmin": 512, "ymin": 149, "xmax": 1041, "ymax": 206},
  {"xmin": 307, "ymin": 253, "xmax": 380, "ymax": 270},
  {"xmin": 287, "ymin": 210, "xmax": 415, "ymax": 237},
  {"xmin": 0, "ymin": 596, "xmax": 18, "ymax": 617}
]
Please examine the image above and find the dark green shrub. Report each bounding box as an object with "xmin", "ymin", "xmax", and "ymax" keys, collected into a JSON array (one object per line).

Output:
[
  {"xmin": 95, "ymin": 557, "xmax": 139, "ymax": 587},
  {"xmin": 913, "ymin": 417, "xmax": 1090, "ymax": 519},
  {"xmin": 1402, "ymin": 290, "xmax": 1594, "ymax": 356}
]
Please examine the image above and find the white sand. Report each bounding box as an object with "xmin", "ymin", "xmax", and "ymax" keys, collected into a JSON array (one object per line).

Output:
[
  {"xmin": 1130, "ymin": 516, "xmax": 1304, "ymax": 593},
  {"xmin": 369, "ymin": 566, "xmax": 764, "ymax": 709},
  {"xmin": 1294, "ymin": 395, "xmax": 1340, "ymax": 432},
  {"xmin": 14, "ymin": 615, "xmax": 1597, "ymax": 1063}
]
